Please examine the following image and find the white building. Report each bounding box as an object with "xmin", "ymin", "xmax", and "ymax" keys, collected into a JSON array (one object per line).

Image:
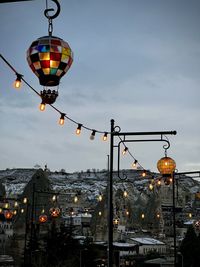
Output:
[
  {"xmin": 129, "ymin": 237, "xmax": 166, "ymax": 255},
  {"xmin": 63, "ymin": 213, "xmax": 92, "ymax": 227}
]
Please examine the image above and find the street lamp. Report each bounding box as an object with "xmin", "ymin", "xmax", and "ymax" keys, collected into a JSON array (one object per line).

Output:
[
  {"xmin": 157, "ymin": 155, "xmax": 176, "ymax": 266},
  {"xmin": 108, "ymin": 119, "xmax": 177, "ymax": 267}
]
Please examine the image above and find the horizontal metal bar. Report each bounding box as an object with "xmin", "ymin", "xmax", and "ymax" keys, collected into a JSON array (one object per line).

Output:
[
  {"xmin": 175, "ymin": 171, "xmax": 200, "ymax": 176},
  {"xmin": 113, "ymin": 131, "xmax": 177, "ymax": 136}
]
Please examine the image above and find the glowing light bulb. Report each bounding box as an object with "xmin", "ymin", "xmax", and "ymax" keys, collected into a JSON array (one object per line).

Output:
[
  {"xmin": 156, "ymin": 213, "xmax": 160, "ymax": 219},
  {"xmin": 102, "ymin": 132, "xmax": 108, "ymax": 141},
  {"xmin": 99, "ymin": 211, "xmax": 102, "ymax": 216},
  {"xmin": 59, "ymin": 113, "xmax": 65, "ymax": 125},
  {"xmin": 141, "ymin": 213, "xmax": 145, "ymax": 219},
  {"xmin": 39, "ymin": 102, "xmax": 46, "ymax": 111},
  {"xmin": 13, "ymin": 210, "xmax": 17, "ymax": 215},
  {"xmin": 123, "ymin": 190, "xmax": 128, "ymax": 198},
  {"xmin": 23, "ymin": 197, "xmax": 27, "ymax": 204},
  {"xmin": 74, "ymin": 195, "xmax": 78, "ymax": 203},
  {"xmin": 126, "ymin": 210, "xmax": 129, "ymax": 216},
  {"xmin": 76, "ymin": 124, "xmax": 82, "ymax": 135},
  {"xmin": 13, "ymin": 74, "xmax": 22, "ymax": 89},
  {"xmin": 98, "ymin": 193, "xmax": 103, "ymax": 202},
  {"xmin": 157, "ymin": 179, "xmax": 161, "ymax": 186},
  {"xmin": 52, "ymin": 195, "xmax": 57, "ymax": 202},
  {"xmin": 142, "ymin": 170, "xmax": 146, "ymax": 177},
  {"xmin": 21, "ymin": 208, "xmax": 25, "ymax": 214},
  {"xmin": 90, "ymin": 130, "xmax": 96, "ymax": 140},
  {"xmin": 122, "ymin": 147, "xmax": 128, "ymax": 155},
  {"xmin": 14, "ymin": 201, "xmax": 18, "ymax": 207},
  {"xmin": 149, "ymin": 183, "xmax": 154, "ymax": 190},
  {"xmin": 188, "ymin": 213, "xmax": 192, "ymax": 218},
  {"xmin": 132, "ymin": 160, "xmax": 138, "ymax": 168}
]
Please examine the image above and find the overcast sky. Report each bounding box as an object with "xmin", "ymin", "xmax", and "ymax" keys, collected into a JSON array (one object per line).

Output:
[{"xmin": 0, "ymin": 0, "xmax": 200, "ymax": 173}]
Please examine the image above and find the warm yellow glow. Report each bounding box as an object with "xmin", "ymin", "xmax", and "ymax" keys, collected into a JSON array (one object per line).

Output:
[
  {"xmin": 98, "ymin": 211, "xmax": 102, "ymax": 216},
  {"xmin": 142, "ymin": 171, "xmax": 146, "ymax": 177},
  {"xmin": 50, "ymin": 60, "xmax": 59, "ymax": 68},
  {"xmin": 39, "ymin": 52, "xmax": 50, "ymax": 60},
  {"xmin": 52, "ymin": 195, "xmax": 57, "ymax": 202},
  {"xmin": 98, "ymin": 194, "xmax": 103, "ymax": 202},
  {"xmin": 59, "ymin": 118, "xmax": 64, "ymax": 125},
  {"xmin": 76, "ymin": 125, "xmax": 82, "ymax": 135},
  {"xmin": 13, "ymin": 79, "xmax": 21, "ymax": 89},
  {"xmin": 59, "ymin": 114, "xmax": 65, "ymax": 126},
  {"xmin": 41, "ymin": 208, "xmax": 45, "ymax": 214},
  {"xmin": 132, "ymin": 160, "xmax": 138, "ymax": 168},
  {"xmin": 157, "ymin": 179, "xmax": 161, "ymax": 186},
  {"xmin": 123, "ymin": 190, "xmax": 128, "ymax": 198},
  {"xmin": 157, "ymin": 156, "xmax": 176, "ymax": 175},
  {"xmin": 0, "ymin": 208, "xmax": 2, "ymax": 213},
  {"xmin": 141, "ymin": 213, "xmax": 145, "ymax": 219},
  {"xmin": 39, "ymin": 103, "xmax": 46, "ymax": 111},
  {"xmin": 188, "ymin": 213, "xmax": 192, "ymax": 218},
  {"xmin": 23, "ymin": 197, "xmax": 27, "ymax": 204},
  {"xmin": 74, "ymin": 196, "xmax": 78, "ymax": 203},
  {"xmin": 21, "ymin": 208, "xmax": 24, "ymax": 213},
  {"xmin": 14, "ymin": 201, "xmax": 18, "ymax": 207},
  {"xmin": 13, "ymin": 210, "xmax": 17, "ymax": 215},
  {"xmin": 122, "ymin": 147, "xmax": 128, "ymax": 155},
  {"xmin": 102, "ymin": 133, "xmax": 108, "ymax": 141},
  {"xmin": 126, "ymin": 210, "xmax": 129, "ymax": 216},
  {"xmin": 149, "ymin": 184, "xmax": 154, "ymax": 190},
  {"xmin": 113, "ymin": 219, "xmax": 119, "ymax": 225},
  {"xmin": 4, "ymin": 203, "xmax": 9, "ymax": 209}
]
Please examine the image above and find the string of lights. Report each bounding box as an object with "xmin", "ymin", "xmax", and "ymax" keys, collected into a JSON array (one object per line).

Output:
[{"xmin": 1, "ymin": 53, "xmax": 148, "ymax": 174}]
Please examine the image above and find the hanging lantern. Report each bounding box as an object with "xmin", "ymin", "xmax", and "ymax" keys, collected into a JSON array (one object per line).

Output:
[
  {"xmin": 4, "ymin": 210, "xmax": 13, "ymax": 220},
  {"xmin": 26, "ymin": 0, "xmax": 73, "ymax": 105},
  {"xmin": 49, "ymin": 207, "xmax": 60, "ymax": 218},
  {"xmin": 39, "ymin": 214, "xmax": 48, "ymax": 223},
  {"xmin": 157, "ymin": 156, "xmax": 176, "ymax": 176}
]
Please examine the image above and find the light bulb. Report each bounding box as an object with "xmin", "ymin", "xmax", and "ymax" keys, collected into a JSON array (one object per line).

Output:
[
  {"xmin": 102, "ymin": 132, "xmax": 108, "ymax": 141},
  {"xmin": 52, "ymin": 195, "xmax": 57, "ymax": 202},
  {"xmin": 76, "ymin": 124, "xmax": 82, "ymax": 135},
  {"xmin": 132, "ymin": 160, "xmax": 138, "ymax": 168},
  {"xmin": 98, "ymin": 193, "xmax": 103, "ymax": 202},
  {"xmin": 13, "ymin": 74, "xmax": 22, "ymax": 89},
  {"xmin": 141, "ymin": 213, "xmax": 145, "ymax": 219},
  {"xmin": 39, "ymin": 102, "xmax": 46, "ymax": 111},
  {"xmin": 149, "ymin": 183, "xmax": 154, "ymax": 190},
  {"xmin": 90, "ymin": 130, "xmax": 96, "ymax": 140},
  {"xmin": 14, "ymin": 79, "xmax": 21, "ymax": 89},
  {"xmin": 74, "ymin": 195, "xmax": 78, "ymax": 203},
  {"xmin": 23, "ymin": 197, "xmax": 27, "ymax": 204},
  {"xmin": 157, "ymin": 179, "xmax": 161, "ymax": 186},
  {"xmin": 59, "ymin": 113, "xmax": 65, "ymax": 125},
  {"xmin": 123, "ymin": 190, "xmax": 128, "ymax": 197},
  {"xmin": 99, "ymin": 211, "xmax": 102, "ymax": 216},
  {"xmin": 122, "ymin": 147, "xmax": 128, "ymax": 155},
  {"xmin": 142, "ymin": 170, "xmax": 146, "ymax": 177}
]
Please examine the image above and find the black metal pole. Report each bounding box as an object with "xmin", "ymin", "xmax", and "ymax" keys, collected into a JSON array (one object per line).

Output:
[
  {"xmin": 172, "ymin": 173, "xmax": 177, "ymax": 267},
  {"xmin": 108, "ymin": 119, "xmax": 114, "ymax": 267}
]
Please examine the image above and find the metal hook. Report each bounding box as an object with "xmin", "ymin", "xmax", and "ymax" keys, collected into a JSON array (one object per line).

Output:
[{"xmin": 44, "ymin": 0, "xmax": 61, "ymax": 20}]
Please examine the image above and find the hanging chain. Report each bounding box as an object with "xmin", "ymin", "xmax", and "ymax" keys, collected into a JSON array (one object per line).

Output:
[{"xmin": 48, "ymin": 18, "xmax": 53, "ymax": 36}]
